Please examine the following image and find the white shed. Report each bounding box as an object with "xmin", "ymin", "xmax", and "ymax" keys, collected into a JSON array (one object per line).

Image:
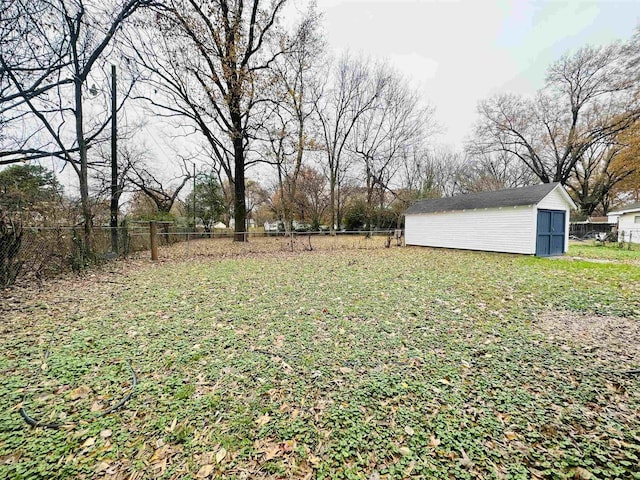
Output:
[
  {"xmin": 608, "ymin": 203, "xmax": 640, "ymax": 244},
  {"xmin": 405, "ymin": 183, "xmax": 577, "ymax": 256}
]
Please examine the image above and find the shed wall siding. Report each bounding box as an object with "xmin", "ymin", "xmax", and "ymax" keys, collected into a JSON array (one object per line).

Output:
[
  {"xmin": 405, "ymin": 205, "xmax": 536, "ymax": 254},
  {"xmin": 536, "ymin": 187, "xmax": 567, "ymax": 210},
  {"xmin": 617, "ymin": 213, "xmax": 640, "ymax": 243},
  {"xmin": 536, "ymin": 188, "xmax": 571, "ymax": 253}
]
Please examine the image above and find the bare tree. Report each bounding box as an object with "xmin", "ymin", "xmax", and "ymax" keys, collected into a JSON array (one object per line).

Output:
[
  {"xmin": 260, "ymin": 7, "xmax": 324, "ymax": 232},
  {"xmin": 0, "ymin": 0, "xmax": 152, "ymax": 252},
  {"xmin": 292, "ymin": 166, "xmax": 328, "ymax": 229},
  {"xmin": 459, "ymin": 149, "xmax": 536, "ymax": 193},
  {"xmin": 127, "ymin": 160, "xmax": 192, "ymax": 217},
  {"xmin": 92, "ymin": 139, "xmax": 144, "ymax": 210},
  {"xmin": 313, "ymin": 54, "xmax": 388, "ymax": 232},
  {"xmin": 350, "ymin": 68, "xmax": 435, "ymax": 231},
  {"xmin": 474, "ymin": 41, "xmax": 640, "ymax": 211},
  {"xmin": 399, "ymin": 147, "xmax": 466, "ymax": 199},
  {"xmin": 129, "ymin": 0, "xmax": 290, "ymax": 241}
]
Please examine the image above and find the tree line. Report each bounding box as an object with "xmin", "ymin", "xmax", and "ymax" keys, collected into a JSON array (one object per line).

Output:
[{"xmin": 1, "ymin": 0, "xmax": 640, "ymax": 257}]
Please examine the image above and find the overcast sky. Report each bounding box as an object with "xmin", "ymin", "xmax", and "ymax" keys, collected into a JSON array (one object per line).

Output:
[
  {"xmin": 299, "ymin": 0, "xmax": 639, "ymax": 149},
  {"xmin": 53, "ymin": 0, "xmax": 640, "ymax": 195}
]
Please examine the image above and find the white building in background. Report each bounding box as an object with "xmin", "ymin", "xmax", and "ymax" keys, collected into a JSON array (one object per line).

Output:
[
  {"xmin": 404, "ymin": 183, "xmax": 576, "ymax": 256},
  {"xmin": 608, "ymin": 203, "xmax": 640, "ymax": 244}
]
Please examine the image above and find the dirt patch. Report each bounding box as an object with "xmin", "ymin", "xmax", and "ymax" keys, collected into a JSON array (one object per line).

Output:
[{"xmin": 535, "ymin": 311, "xmax": 640, "ymax": 366}]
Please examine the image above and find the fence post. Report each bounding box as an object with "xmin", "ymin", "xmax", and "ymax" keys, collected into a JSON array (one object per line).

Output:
[{"xmin": 150, "ymin": 221, "xmax": 158, "ymax": 261}]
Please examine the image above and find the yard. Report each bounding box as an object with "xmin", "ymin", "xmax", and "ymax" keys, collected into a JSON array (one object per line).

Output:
[{"xmin": 1, "ymin": 238, "xmax": 640, "ymax": 479}]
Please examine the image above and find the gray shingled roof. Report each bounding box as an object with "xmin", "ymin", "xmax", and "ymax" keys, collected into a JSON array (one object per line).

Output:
[
  {"xmin": 405, "ymin": 183, "xmax": 561, "ymax": 215},
  {"xmin": 609, "ymin": 202, "xmax": 640, "ymax": 215}
]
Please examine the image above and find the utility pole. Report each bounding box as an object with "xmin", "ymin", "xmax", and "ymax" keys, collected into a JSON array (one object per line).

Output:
[{"xmin": 109, "ymin": 64, "xmax": 119, "ymax": 254}]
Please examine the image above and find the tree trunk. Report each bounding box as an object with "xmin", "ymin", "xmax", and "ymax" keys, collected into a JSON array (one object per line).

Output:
[
  {"xmin": 286, "ymin": 122, "xmax": 305, "ymax": 233},
  {"xmin": 365, "ymin": 165, "xmax": 374, "ymax": 236},
  {"xmin": 75, "ymin": 79, "xmax": 93, "ymax": 254},
  {"xmin": 329, "ymin": 171, "xmax": 336, "ymax": 235},
  {"xmin": 233, "ymin": 136, "xmax": 247, "ymax": 242},
  {"xmin": 336, "ymin": 180, "xmax": 342, "ymax": 231}
]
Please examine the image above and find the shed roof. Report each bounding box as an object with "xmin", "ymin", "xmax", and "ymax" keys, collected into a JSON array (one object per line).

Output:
[
  {"xmin": 608, "ymin": 202, "xmax": 640, "ymax": 215},
  {"xmin": 587, "ymin": 216, "xmax": 612, "ymax": 224},
  {"xmin": 405, "ymin": 183, "xmax": 565, "ymax": 215}
]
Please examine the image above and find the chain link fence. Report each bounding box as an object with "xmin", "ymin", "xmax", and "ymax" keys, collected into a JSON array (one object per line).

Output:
[
  {"xmin": 0, "ymin": 218, "xmax": 404, "ymax": 288},
  {"xmin": 618, "ymin": 228, "xmax": 640, "ymax": 245},
  {"xmin": 0, "ymin": 219, "xmax": 153, "ymax": 288},
  {"xmin": 569, "ymin": 222, "xmax": 615, "ymax": 239},
  {"xmin": 153, "ymin": 228, "xmax": 404, "ymax": 260}
]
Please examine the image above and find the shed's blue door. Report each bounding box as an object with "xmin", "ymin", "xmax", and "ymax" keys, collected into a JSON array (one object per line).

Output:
[{"xmin": 536, "ymin": 210, "xmax": 565, "ymax": 256}]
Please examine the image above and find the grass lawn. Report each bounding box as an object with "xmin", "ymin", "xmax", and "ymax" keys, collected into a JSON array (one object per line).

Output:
[
  {"xmin": 568, "ymin": 241, "xmax": 640, "ymax": 265},
  {"xmin": 2, "ymin": 238, "xmax": 640, "ymax": 479}
]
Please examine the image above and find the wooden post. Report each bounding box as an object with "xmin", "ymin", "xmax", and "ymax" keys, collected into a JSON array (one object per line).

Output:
[{"xmin": 150, "ymin": 221, "xmax": 158, "ymax": 260}]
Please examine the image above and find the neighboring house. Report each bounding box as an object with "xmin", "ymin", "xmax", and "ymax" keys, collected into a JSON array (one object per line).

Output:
[
  {"xmin": 405, "ymin": 183, "xmax": 577, "ymax": 256},
  {"xmin": 607, "ymin": 203, "xmax": 640, "ymax": 244}
]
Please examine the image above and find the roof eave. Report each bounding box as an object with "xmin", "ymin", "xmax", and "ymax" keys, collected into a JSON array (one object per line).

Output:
[{"xmin": 609, "ymin": 208, "xmax": 640, "ymax": 215}]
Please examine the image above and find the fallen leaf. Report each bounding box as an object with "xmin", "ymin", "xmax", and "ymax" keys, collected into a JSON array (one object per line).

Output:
[
  {"xmin": 167, "ymin": 417, "xmax": 177, "ymax": 432},
  {"xmin": 398, "ymin": 446, "xmax": 412, "ymax": 457},
  {"xmin": 82, "ymin": 437, "xmax": 96, "ymax": 448},
  {"xmin": 215, "ymin": 447, "xmax": 226, "ymax": 464},
  {"xmin": 404, "ymin": 425, "xmax": 415, "ymax": 436},
  {"xmin": 94, "ymin": 461, "xmax": 110, "ymax": 473},
  {"xmin": 264, "ymin": 444, "xmax": 281, "ymax": 460},
  {"xmin": 150, "ymin": 445, "xmax": 170, "ymax": 462},
  {"xmin": 256, "ymin": 414, "xmax": 271, "ymax": 427},
  {"xmin": 504, "ymin": 431, "xmax": 517, "ymax": 441},
  {"xmin": 196, "ymin": 464, "xmax": 215, "ymax": 478},
  {"xmin": 459, "ymin": 448, "xmax": 473, "ymax": 468},
  {"xmin": 428, "ymin": 435, "xmax": 441, "ymax": 448},
  {"xmin": 68, "ymin": 385, "xmax": 92, "ymax": 400},
  {"xmin": 100, "ymin": 429, "xmax": 112, "ymax": 439}
]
